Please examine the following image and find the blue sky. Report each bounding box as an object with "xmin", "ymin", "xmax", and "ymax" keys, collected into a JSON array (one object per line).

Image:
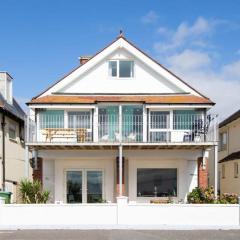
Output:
[{"xmin": 0, "ymin": 0, "xmax": 240, "ymax": 119}]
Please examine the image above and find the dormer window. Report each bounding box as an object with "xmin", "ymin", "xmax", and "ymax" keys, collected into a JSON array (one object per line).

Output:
[{"xmin": 109, "ymin": 60, "xmax": 134, "ymax": 78}]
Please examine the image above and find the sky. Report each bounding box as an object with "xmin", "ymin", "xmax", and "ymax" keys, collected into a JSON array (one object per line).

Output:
[{"xmin": 0, "ymin": 0, "xmax": 240, "ymax": 120}]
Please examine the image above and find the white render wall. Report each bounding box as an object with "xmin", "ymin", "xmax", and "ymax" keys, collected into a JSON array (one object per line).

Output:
[
  {"xmin": 0, "ymin": 203, "xmax": 239, "ymax": 229},
  {"xmin": 126, "ymin": 150, "xmax": 199, "ymax": 202},
  {"xmin": 59, "ymin": 48, "xmax": 182, "ymax": 94},
  {"xmin": 39, "ymin": 149, "xmax": 201, "ymax": 203}
]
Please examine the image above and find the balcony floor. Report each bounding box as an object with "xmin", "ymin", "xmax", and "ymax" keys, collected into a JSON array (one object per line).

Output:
[{"xmin": 26, "ymin": 141, "xmax": 217, "ymax": 150}]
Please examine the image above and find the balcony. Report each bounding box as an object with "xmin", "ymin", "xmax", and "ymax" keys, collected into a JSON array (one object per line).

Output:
[{"xmin": 26, "ymin": 110, "xmax": 218, "ymax": 148}]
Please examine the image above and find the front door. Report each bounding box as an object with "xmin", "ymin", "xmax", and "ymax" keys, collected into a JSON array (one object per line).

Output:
[{"xmin": 66, "ymin": 170, "xmax": 103, "ymax": 203}]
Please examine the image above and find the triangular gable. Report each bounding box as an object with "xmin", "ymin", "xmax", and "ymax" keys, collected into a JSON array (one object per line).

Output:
[{"xmin": 33, "ymin": 35, "xmax": 209, "ymax": 99}]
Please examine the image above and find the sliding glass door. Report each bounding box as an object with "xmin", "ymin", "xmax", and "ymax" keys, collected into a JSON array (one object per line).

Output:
[
  {"xmin": 87, "ymin": 170, "xmax": 103, "ymax": 203},
  {"xmin": 66, "ymin": 170, "xmax": 103, "ymax": 203}
]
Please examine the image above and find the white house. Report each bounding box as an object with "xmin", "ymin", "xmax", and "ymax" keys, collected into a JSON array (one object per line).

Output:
[{"xmin": 26, "ymin": 33, "xmax": 218, "ymax": 204}]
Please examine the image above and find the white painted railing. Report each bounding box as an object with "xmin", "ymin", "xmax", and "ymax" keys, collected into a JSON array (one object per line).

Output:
[{"xmin": 26, "ymin": 113, "xmax": 218, "ymax": 144}]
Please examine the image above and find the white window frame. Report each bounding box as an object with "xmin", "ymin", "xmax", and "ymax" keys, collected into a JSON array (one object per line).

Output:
[
  {"xmin": 148, "ymin": 109, "xmax": 172, "ymax": 142},
  {"xmin": 219, "ymin": 132, "xmax": 227, "ymax": 151},
  {"xmin": 136, "ymin": 167, "xmax": 178, "ymax": 198},
  {"xmin": 108, "ymin": 60, "xmax": 134, "ymax": 78},
  {"xmin": 64, "ymin": 168, "xmax": 105, "ymax": 204}
]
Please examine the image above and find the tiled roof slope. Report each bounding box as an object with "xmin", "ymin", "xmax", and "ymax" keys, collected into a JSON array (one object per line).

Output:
[
  {"xmin": 219, "ymin": 151, "xmax": 240, "ymax": 163},
  {"xmin": 0, "ymin": 94, "xmax": 26, "ymax": 121},
  {"xmin": 219, "ymin": 109, "xmax": 240, "ymax": 128},
  {"xmin": 28, "ymin": 94, "xmax": 214, "ymax": 105}
]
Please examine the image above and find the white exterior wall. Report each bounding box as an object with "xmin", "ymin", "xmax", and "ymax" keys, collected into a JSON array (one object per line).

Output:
[
  {"xmin": 126, "ymin": 150, "xmax": 199, "ymax": 202},
  {"xmin": 60, "ymin": 49, "xmax": 182, "ymax": 94},
  {"xmin": 0, "ymin": 203, "xmax": 239, "ymax": 229},
  {"xmin": 39, "ymin": 149, "xmax": 201, "ymax": 203},
  {"xmin": 40, "ymin": 150, "xmax": 116, "ymax": 203}
]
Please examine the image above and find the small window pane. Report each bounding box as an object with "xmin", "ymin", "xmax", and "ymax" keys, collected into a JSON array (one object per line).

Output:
[
  {"xmin": 137, "ymin": 168, "xmax": 177, "ymax": 197},
  {"xmin": 234, "ymin": 163, "xmax": 238, "ymax": 178},
  {"xmin": 68, "ymin": 111, "xmax": 91, "ymax": 129},
  {"xmin": 39, "ymin": 110, "xmax": 64, "ymax": 129},
  {"xmin": 9, "ymin": 123, "xmax": 17, "ymax": 139},
  {"xmin": 119, "ymin": 61, "xmax": 134, "ymax": 78},
  {"xmin": 222, "ymin": 164, "xmax": 225, "ymax": 179},
  {"xmin": 150, "ymin": 111, "xmax": 169, "ymax": 129},
  {"xmin": 109, "ymin": 61, "xmax": 117, "ymax": 77}
]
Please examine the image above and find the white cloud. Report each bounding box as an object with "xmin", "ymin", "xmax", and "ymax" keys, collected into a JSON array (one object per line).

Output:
[
  {"xmin": 141, "ymin": 11, "xmax": 159, "ymax": 24},
  {"xmin": 154, "ymin": 17, "xmax": 215, "ymax": 53},
  {"xmin": 166, "ymin": 50, "xmax": 240, "ymax": 120},
  {"xmin": 167, "ymin": 49, "xmax": 211, "ymax": 71}
]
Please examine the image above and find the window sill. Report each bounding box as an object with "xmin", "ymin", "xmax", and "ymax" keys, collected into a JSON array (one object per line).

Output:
[{"xmin": 9, "ymin": 138, "xmax": 18, "ymax": 144}]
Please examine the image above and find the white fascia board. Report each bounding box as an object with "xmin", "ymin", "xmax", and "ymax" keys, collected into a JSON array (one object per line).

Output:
[
  {"xmin": 39, "ymin": 40, "xmax": 121, "ymax": 97},
  {"xmin": 28, "ymin": 104, "xmax": 96, "ymax": 109},
  {"xmin": 38, "ymin": 37, "xmax": 204, "ymax": 98},
  {"xmin": 120, "ymin": 39, "xmax": 201, "ymax": 96},
  {"xmin": 145, "ymin": 104, "xmax": 212, "ymax": 109}
]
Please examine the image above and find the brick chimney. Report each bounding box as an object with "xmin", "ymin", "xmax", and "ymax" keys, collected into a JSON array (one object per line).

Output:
[
  {"xmin": 79, "ymin": 56, "xmax": 91, "ymax": 65},
  {"xmin": 0, "ymin": 72, "xmax": 13, "ymax": 105}
]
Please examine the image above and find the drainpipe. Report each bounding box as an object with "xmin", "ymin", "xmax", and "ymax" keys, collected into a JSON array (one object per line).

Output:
[{"xmin": 1, "ymin": 114, "xmax": 6, "ymax": 191}]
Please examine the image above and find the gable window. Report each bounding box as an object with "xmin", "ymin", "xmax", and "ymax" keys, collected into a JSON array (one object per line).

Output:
[
  {"xmin": 219, "ymin": 132, "xmax": 227, "ymax": 151},
  {"xmin": 109, "ymin": 61, "xmax": 117, "ymax": 77},
  {"xmin": 108, "ymin": 60, "xmax": 134, "ymax": 78},
  {"xmin": 9, "ymin": 123, "xmax": 17, "ymax": 140},
  {"xmin": 234, "ymin": 162, "xmax": 239, "ymax": 178}
]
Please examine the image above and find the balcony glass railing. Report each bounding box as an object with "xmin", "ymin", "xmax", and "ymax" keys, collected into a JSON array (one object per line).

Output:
[{"xmin": 26, "ymin": 113, "xmax": 218, "ymax": 144}]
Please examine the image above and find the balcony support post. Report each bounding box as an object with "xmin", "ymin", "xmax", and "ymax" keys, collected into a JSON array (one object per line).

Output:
[
  {"xmin": 214, "ymin": 144, "xmax": 218, "ymax": 199},
  {"xmin": 118, "ymin": 144, "xmax": 123, "ymax": 197}
]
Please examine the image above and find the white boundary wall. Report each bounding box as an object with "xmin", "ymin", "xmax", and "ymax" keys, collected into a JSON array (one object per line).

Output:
[{"xmin": 0, "ymin": 199, "xmax": 239, "ymax": 229}]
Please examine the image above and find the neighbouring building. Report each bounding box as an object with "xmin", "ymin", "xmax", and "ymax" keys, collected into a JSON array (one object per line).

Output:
[
  {"xmin": 26, "ymin": 33, "xmax": 218, "ymax": 204},
  {"xmin": 0, "ymin": 72, "xmax": 28, "ymax": 202},
  {"xmin": 218, "ymin": 109, "xmax": 240, "ymax": 195}
]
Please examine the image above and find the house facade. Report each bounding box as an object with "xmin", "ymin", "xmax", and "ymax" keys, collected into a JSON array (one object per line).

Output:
[
  {"xmin": 218, "ymin": 110, "xmax": 240, "ymax": 195},
  {"xmin": 0, "ymin": 72, "xmax": 28, "ymax": 203},
  {"xmin": 26, "ymin": 34, "xmax": 218, "ymax": 204}
]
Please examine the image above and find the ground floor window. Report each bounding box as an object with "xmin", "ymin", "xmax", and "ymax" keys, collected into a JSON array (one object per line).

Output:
[{"xmin": 137, "ymin": 168, "xmax": 177, "ymax": 197}]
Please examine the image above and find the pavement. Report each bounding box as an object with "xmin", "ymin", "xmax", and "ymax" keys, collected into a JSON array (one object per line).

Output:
[{"xmin": 0, "ymin": 230, "xmax": 240, "ymax": 240}]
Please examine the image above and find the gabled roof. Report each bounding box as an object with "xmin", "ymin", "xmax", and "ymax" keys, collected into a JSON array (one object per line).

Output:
[
  {"xmin": 30, "ymin": 33, "xmax": 213, "ymax": 104},
  {"xmin": 0, "ymin": 93, "xmax": 26, "ymax": 122},
  {"xmin": 219, "ymin": 109, "xmax": 240, "ymax": 128},
  {"xmin": 27, "ymin": 94, "xmax": 213, "ymax": 105},
  {"xmin": 219, "ymin": 151, "xmax": 240, "ymax": 163}
]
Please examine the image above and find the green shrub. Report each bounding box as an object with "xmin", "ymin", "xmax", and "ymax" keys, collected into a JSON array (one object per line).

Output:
[
  {"xmin": 187, "ymin": 187, "xmax": 204, "ymax": 203},
  {"xmin": 187, "ymin": 186, "xmax": 214, "ymax": 204},
  {"xmin": 188, "ymin": 187, "xmax": 239, "ymax": 204},
  {"xmin": 19, "ymin": 179, "xmax": 50, "ymax": 204},
  {"xmin": 219, "ymin": 193, "xmax": 238, "ymax": 204}
]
